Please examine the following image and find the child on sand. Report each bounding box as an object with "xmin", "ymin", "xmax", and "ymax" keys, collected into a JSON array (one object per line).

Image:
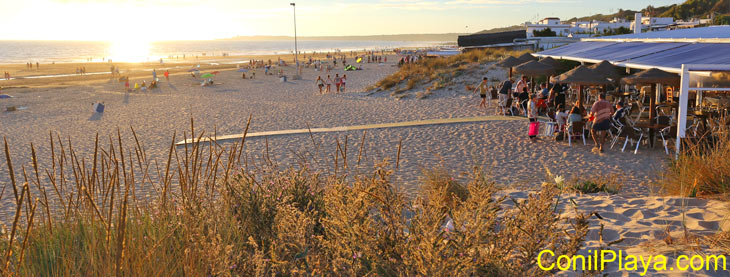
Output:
[
  {"xmin": 164, "ymin": 70, "xmax": 170, "ymax": 82},
  {"xmin": 473, "ymin": 77, "xmax": 489, "ymax": 109}
]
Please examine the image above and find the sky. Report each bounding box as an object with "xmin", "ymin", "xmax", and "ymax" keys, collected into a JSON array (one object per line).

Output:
[{"xmin": 0, "ymin": 0, "xmax": 683, "ymax": 41}]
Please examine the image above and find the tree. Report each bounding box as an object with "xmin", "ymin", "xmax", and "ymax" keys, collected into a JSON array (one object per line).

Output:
[
  {"xmin": 533, "ymin": 28, "xmax": 557, "ymax": 37},
  {"xmin": 601, "ymin": 26, "xmax": 633, "ymax": 36},
  {"xmin": 715, "ymin": 14, "xmax": 730, "ymax": 25}
]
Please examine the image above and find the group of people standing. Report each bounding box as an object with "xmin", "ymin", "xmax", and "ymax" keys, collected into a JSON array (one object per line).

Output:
[
  {"xmin": 3, "ymin": 72, "xmax": 10, "ymax": 80},
  {"xmin": 397, "ymin": 55, "xmax": 420, "ymax": 67},
  {"xmin": 26, "ymin": 62, "xmax": 39, "ymax": 69},
  {"xmin": 315, "ymin": 74, "xmax": 347, "ymax": 94}
]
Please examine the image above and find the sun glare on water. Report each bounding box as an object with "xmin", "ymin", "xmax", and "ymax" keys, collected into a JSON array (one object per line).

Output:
[{"xmin": 108, "ymin": 40, "xmax": 152, "ymax": 63}]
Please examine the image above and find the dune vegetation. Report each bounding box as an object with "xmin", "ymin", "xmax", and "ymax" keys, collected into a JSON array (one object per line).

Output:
[{"xmin": 0, "ymin": 119, "xmax": 593, "ymax": 276}]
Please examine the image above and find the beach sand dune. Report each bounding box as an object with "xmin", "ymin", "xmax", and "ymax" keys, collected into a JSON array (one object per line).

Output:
[{"xmin": 5, "ymin": 57, "xmax": 729, "ymax": 276}]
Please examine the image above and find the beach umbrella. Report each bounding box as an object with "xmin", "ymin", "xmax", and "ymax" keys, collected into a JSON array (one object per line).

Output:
[
  {"xmin": 495, "ymin": 56, "xmax": 522, "ymax": 79},
  {"xmin": 589, "ymin": 60, "xmax": 624, "ymax": 83},
  {"xmin": 538, "ymin": 57, "xmax": 561, "ymax": 69},
  {"xmin": 515, "ymin": 60, "xmax": 556, "ymax": 94},
  {"xmin": 201, "ymin": 73, "xmax": 214, "ymax": 78},
  {"xmin": 514, "ymin": 60, "xmax": 555, "ymax": 77},
  {"xmin": 516, "ymin": 53, "xmax": 537, "ymax": 64},
  {"xmin": 237, "ymin": 68, "xmax": 249, "ymax": 72},
  {"xmin": 555, "ymin": 65, "xmax": 612, "ymax": 107},
  {"xmin": 622, "ymin": 68, "xmax": 681, "ymax": 124},
  {"xmin": 0, "ymin": 94, "xmax": 12, "ymax": 99},
  {"xmin": 621, "ymin": 68, "xmax": 680, "ymax": 86}
]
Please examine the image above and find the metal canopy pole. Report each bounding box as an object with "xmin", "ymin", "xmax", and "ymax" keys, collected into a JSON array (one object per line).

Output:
[{"xmin": 676, "ymin": 64, "xmax": 690, "ymax": 157}]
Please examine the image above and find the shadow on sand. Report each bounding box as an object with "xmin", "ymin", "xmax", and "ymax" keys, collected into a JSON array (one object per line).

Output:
[{"xmin": 88, "ymin": 112, "xmax": 103, "ymax": 121}]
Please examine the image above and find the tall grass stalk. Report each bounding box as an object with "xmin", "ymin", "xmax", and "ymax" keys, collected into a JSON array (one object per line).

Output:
[{"xmin": 0, "ymin": 119, "xmax": 589, "ymax": 275}]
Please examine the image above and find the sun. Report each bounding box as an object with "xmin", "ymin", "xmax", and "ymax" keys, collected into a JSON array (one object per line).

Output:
[{"xmin": 108, "ymin": 39, "xmax": 152, "ymax": 63}]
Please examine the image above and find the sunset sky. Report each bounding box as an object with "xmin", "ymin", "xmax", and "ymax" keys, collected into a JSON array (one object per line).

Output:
[{"xmin": 0, "ymin": 0, "xmax": 681, "ymax": 41}]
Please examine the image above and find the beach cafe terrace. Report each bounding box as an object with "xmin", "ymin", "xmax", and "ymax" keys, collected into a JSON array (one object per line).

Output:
[{"xmin": 531, "ymin": 26, "xmax": 730, "ymax": 155}]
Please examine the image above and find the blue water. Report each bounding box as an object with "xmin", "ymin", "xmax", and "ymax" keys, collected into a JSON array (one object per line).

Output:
[{"xmin": 0, "ymin": 40, "xmax": 441, "ymax": 64}]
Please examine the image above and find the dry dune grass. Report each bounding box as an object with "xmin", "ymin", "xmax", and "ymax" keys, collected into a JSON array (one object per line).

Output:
[
  {"xmin": 662, "ymin": 131, "xmax": 730, "ymax": 257},
  {"xmin": 371, "ymin": 48, "xmax": 530, "ymax": 93},
  {"xmin": 0, "ymin": 118, "xmax": 590, "ymax": 276},
  {"xmin": 662, "ymin": 133, "xmax": 730, "ymax": 197}
]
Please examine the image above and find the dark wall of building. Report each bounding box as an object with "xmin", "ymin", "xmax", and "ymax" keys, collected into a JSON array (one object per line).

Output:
[{"xmin": 457, "ymin": 30, "xmax": 527, "ymax": 47}]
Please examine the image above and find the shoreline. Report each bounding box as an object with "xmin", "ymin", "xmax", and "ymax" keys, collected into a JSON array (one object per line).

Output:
[{"xmin": 0, "ymin": 51, "xmax": 390, "ymax": 89}]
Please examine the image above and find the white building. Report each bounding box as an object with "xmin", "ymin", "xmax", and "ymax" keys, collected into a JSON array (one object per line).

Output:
[
  {"xmin": 631, "ymin": 17, "xmax": 675, "ymax": 31},
  {"xmin": 525, "ymin": 17, "xmax": 571, "ymax": 38}
]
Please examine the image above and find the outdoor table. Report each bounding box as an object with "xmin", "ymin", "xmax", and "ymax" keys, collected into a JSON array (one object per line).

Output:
[{"xmin": 633, "ymin": 122, "xmax": 670, "ymax": 148}]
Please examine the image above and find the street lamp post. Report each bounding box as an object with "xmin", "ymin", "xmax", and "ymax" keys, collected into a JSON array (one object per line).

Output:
[{"xmin": 290, "ymin": 3, "xmax": 301, "ymax": 79}]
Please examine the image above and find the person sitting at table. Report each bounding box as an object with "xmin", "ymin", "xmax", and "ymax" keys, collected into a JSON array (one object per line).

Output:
[
  {"xmin": 555, "ymin": 104, "xmax": 569, "ymax": 130},
  {"xmin": 539, "ymin": 83, "xmax": 550, "ymax": 99},
  {"xmin": 613, "ymin": 101, "xmax": 627, "ymax": 122},
  {"xmin": 568, "ymin": 102, "xmax": 584, "ymax": 124},
  {"xmin": 518, "ymin": 87, "xmax": 529, "ymax": 116}
]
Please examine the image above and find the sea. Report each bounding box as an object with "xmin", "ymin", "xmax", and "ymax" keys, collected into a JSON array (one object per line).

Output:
[{"xmin": 0, "ymin": 40, "xmax": 446, "ymax": 64}]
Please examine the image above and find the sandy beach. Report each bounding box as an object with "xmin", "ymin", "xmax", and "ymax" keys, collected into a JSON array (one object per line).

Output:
[{"xmin": 1, "ymin": 55, "xmax": 728, "ymax": 275}]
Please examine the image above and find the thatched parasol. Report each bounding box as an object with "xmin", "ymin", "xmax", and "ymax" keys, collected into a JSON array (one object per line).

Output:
[
  {"xmin": 495, "ymin": 56, "xmax": 522, "ymax": 78},
  {"xmin": 555, "ymin": 65, "xmax": 612, "ymax": 107},
  {"xmin": 516, "ymin": 53, "xmax": 537, "ymax": 63},
  {"xmin": 589, "ymin": 60, "xmax": 624, "ymax": 83},
  {"xmin": 514, "ymin": 60, "xmax": 555, "ymax": 76},
  {"xmin": 622, "ymin": 68, "xmax": 680, "ymax": 86},
  {"xmin": 622, "ymin": 68, "xmax": 681, "ymax": 125},
  {"xmin": 538, "ymin": 57, "xmax": 561, "ymax": 69},
  {"xmin": 515, "ymin": 60, "xmax": 555, "ymax": 94},
  {"xmin": 495, "ymin": 56, "xmax": 521, "ymax": 67}
]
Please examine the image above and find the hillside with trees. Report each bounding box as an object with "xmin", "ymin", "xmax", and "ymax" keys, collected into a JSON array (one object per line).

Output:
[{"xmin": 566, "ymin": 0, "xmax": 729, "ymax": 24}]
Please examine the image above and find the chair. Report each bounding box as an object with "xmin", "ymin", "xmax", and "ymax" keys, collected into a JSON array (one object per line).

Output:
[
  {"xmin": 658, "ymin": 125, "xmax": 676, "ymax": 155},
  {"xmin": 608, "ymin": 117, "xmax": 625, "ymax": 148},
  {"xmin": 519, "ymin": 99, "xmax": 529, "ymax": 117},
  {"xmin": 565, "ymin": 121, "xmax": 586, "ymax": 146},
  {"xmin": 503, "ymin": 97, "xmax": 514, "ymax": 116},
  {"xmin": 543, "ymin": 120, "xmax": 557, "ymax": 137},
  {"xmin": 655, "ymin": 115, "xmax": 673, "ymax": 154}
]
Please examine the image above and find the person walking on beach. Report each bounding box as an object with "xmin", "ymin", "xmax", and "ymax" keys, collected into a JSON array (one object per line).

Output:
[
  {"xmin": 334, "ymin": 74, "xmax": 342, "ymax": 93},
  {"xmin": 125, "ymin": 79, "xmax": 130, "ymax": 92},
  {"xmin": 164, "ymin": 70, "xmax": 170, "ymax": 82},
  {"xmin": 473, "ymin": 77, "xmax": 489, "ymax": 109},
  {"xmin": 589, "ymin": 93, "xmax": 613, "ymax": 153},
  {"xmin": 325, "ymin": 75, "xmax": 332, "ymax": 93},
  {"xmin": 340, "ymin": 74, "xmax": 347, "ymax": 92},
  {"xmin": 316, "ymin": 76, "xmax": 325, "ymax": 94},
  {"xmin": 152, "ymin": 69, "xmax": 157, "ymax": 81}
]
